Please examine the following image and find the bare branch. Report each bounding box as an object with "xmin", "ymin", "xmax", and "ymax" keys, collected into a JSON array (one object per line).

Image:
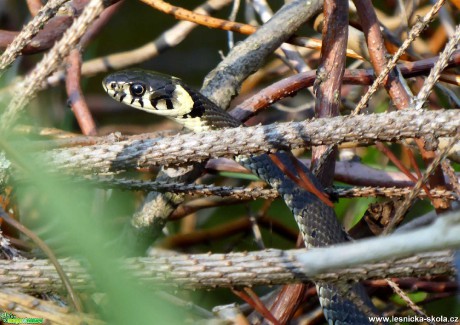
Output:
[
  {"xmin": 0, "ymin": 0, "xmax": 105, "ymax": 130},
  {"xmin": 0, "ymin": 0, "xmax": 69, "ymax": 74},
  {"xmin": 0, "ymin": 288, "xmax": 104, "ymax": 325},
  {"xmin": 40, "ymin": 110, "xmax": 460, "ymax": 174},
  {"xmin": 0, "ymin": 248, "xmax": 452, "ymax": 291},
  {"xmin": 353, "ymin": 0, "xmax": 446, "ymax": 113},
  {"xmin": 414, "ymin": 24, "xmax": 460, "ymax": 109}
]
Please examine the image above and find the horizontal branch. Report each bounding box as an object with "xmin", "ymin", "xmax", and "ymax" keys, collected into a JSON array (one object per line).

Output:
[
  {"xmin": 73, "ymin": 177, "xmax": 457, "ymax": 201},
  {"xmin": 0, "ymin": 249, "xmax": 452, "ymax": 292},
  {"xmin": 41, "ymin": 109, "xmax": 460, "ymax": 174},
  {"xmin": 2, "ymin": 210, "xmax": 459, "ymax": 291}
]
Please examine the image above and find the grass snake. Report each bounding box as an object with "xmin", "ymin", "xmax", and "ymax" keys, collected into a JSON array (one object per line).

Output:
[{"xmin": 102, "ymin": 69, "xmax": 383, "ymax": 324}]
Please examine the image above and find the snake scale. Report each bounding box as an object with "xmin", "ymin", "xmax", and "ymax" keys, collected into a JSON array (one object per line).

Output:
[{"xmin": 103, "ymin": 69, "xmax": 382, "ymax": 324}]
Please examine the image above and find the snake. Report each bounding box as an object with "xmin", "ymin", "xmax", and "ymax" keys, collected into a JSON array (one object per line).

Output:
[{"xmin": 102, "ymin": 69, "xmax": 382, "ymax": 324}]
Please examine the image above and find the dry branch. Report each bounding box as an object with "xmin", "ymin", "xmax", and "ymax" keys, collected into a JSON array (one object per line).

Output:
[
  {"xmin": 0, "ymin": 0, "xmax": 69, "ymax": 73},
  {"xmin": 0, "ymin": 249, "xmax": 452, "ymax": 292},
  {"xmin": 0, "ymin": 289, "xmax": 104, "ymax": 325},
  {"xmin": 1, "ymin": 0, "xmax": 106, "ymax": 130},
  {"xmin": 69, "ymin": 177, "xmax": 458, "ymax": 201},
  {"xmin": 40, "ymin": 110, "xmax": 460, "ymax": 174}
]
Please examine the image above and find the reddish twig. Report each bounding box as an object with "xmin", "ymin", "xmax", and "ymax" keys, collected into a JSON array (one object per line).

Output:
[
  {"xmin": 141, "ymin": 0, "xmax": 255, "ymax": 34},
  {"xmin": 230, "ymin": 50, "xmax": 460, "ymax": 122},
  {"xmin": 139, "ymin": 0, "xmax": 362, "ymax": 59},
  {"xmin": 160, "ymin": 216, "xmax": 297, "ymax": 249},
  {"xmin": 0, "ymin": 18, "xmax": 71, "ymax": 54},
  {"xmin": 65, "ymin": 50, "xmax": 97, "ymax": 136},
  {"xmin": 266, "ymin": 284, "xmax": 309, "ymax": 324},
  {"xmin": 375, "ymin": 142, "xmax": 433, "ymax": 201},
  {"xmin": 244, "ymin": 288, "xmax": 281, "ymax": 325},
  {"xmin": 353, "ymin": 0, "xmax": 412, "ymax": 110},
  {"xmin": 403, "ymin": 146, "xmax": 423, "ymax": 180},
  {"xmin": 231, "ymin": 288, "xmax": 280, "ymax": 325},
  {"xmin": 366, "ymin": 278, "xmax": 458, "ymax": 293},
  {"xmin": 353, "ymin": 0, "xmax": 448, "ymax": 212}
]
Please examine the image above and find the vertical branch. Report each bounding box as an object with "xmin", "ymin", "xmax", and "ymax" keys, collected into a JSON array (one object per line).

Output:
[
  {"xmin": 352, "ymin": 0, "xmax": 412, "ymax": 110},
  {"xmin": 353, "ymin": 0, "xmax": 448, "ymax": 212},
  {"xmin": 267, "ymin": 1, "xmax": 349, "ymax": 323},
  {"xmin": 256, "ymin": 0, "xmax": 346, "ymax": 320},
  {"xmin": 65, "ymin": 50, "xmax": 97, "ymax": 136},
  {"xmin": 352, "ymin": 0, "xmax": 446, "ymax": 114},
  {"xmin": 312, "ymin": 0, "xmax": 348, "ymax": 186}
]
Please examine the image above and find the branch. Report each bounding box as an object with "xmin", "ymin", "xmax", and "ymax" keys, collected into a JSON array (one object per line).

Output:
[
  {"xmin": 0, "ymin": 0, "xmax": 69, "ymax": 74},
  {"xmin": 0, "ymin": 249, "xmax": 452, "ymax": 291},
  {"xmin": 40, "ymin": 110, "xmax": 460, "ymax": 174},
  {"xmin": 311, "ymin": 0, "xmax": 348, "ymax": 186},
  {"xmin": 353, "ymin": 0, "xmax": 446, "ymax": 113},
  {"xmin": 0, "ymin": 288, "xmax": 104, "ymax": 325},
  {"xmin": 44, "ymin": 0, "xmax": 232, "ymax": 87},
  {"xmin": 414, "ymin": 24, "xmax": 460, "ymax": 109},
  {"xmin": 353, "ymin": 0, "xmax": 412, "ymax": 111},
  {"xmin": 0, "ymin": 0, "xmax": 106, "ymax": 130},
  {"xmin": 201, "ymin": 0, "xmax": 322, "ymax": 108},
  {"xmin": 0, "ymin": 0, "xmax": 120, "ymax": 55},
  {"xmin": 59, "ymin": 176, "xmax": 459, "ymax": 201},
  {"xmin": 65, "ymin": 49, "xmax": 97, "ymax": 136},
  {"xmin": 230, "ymin": 50, "xmax": 460, "ymax": 121}
]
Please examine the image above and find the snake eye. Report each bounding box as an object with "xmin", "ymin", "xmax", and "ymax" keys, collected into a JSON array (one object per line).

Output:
[{"xmin": 129, "ymin": 83, "xmax": 145, "ymax": 97}]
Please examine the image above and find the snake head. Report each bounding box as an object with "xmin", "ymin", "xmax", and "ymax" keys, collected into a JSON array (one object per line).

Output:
[{"xmin": 102, "ymin": 69, "xmax": 195, "ymax": 117}]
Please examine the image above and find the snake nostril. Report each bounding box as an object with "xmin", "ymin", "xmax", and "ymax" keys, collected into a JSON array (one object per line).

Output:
[{"xmin": 110, "ymin": 82, "xmax": 117, "ymax": 89}]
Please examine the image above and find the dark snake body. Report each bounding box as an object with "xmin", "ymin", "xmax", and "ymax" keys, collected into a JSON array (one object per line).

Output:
[{"xmin": 103, "ymin": 69, "xmax": 380, "ymax": 324}]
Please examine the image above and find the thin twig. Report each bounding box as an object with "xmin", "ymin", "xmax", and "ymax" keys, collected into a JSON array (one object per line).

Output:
[
  {"xmin": 0, "ymin": 0, "xmax": 70, "ymax": 75},
  {"xmin": 386, "ymin": 279, "xmax": 434, "ymax": 323},
  {"xmin": 140, "ymin": 0, "xmax": 360, "ymax": 66},
  {"xmin": 414, "ymin": 24, "xmax": 460, "ymax": 110},
  {"xmin": 44, "ymin": 0, "xmax": 233, "ymax": 87},
  {"xmin": 353, "ymin": 0, "xmax": 413, "ymax": 112},
  {"xmin": 441, "ymin": 160, "xmax": 460, "ymax": 197},
  {"xmin": 226, "ymin": 0, "xmax": 240, "ymax": 49},
  {"xmin": 385, "ymin": 133, "xmax": 460, "ymax": 234},
  {"xmin": 0, "ymin": 288, "xmax": 104, "ymax": 325},
  {"xmin": 230, "ymin": 50, "xmax": 460, "ymax": 121},
  {"xmin": 0, "ymin": 0, "xmax": 105, "ymax": 131},
  {"xmin": 375, "ymin": 142, "xmax": 432, "ymax": 200},
  {"xmin": 353, "ymin": 0, "xmax": 446, "ymax": 114},
  {"xmin": 57, "ymin": 176, "xmax": 459, "ymax": 201},
  {"xmin": 65, "ymin": 49, "xmax": 98, "ymax": 136},
  {"xmin": 0, "ymin": 208, "xmax": 83, "ymax": 312}
]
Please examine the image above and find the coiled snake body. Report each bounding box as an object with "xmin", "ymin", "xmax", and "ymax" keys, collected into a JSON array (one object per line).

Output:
[{"xmin": 103, "ymin": 69, "xmax": 380, "ymax": 324}]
